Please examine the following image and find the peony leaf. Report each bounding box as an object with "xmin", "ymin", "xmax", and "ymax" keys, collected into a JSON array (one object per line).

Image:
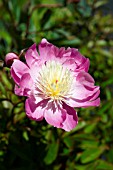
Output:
[
  {"xmin": 81, "ymin": 146, "xmax": 106, "ymax": 163},
  {"xmin": 44, "ymin": 141, "xmax": 59, "ymax": 165}
]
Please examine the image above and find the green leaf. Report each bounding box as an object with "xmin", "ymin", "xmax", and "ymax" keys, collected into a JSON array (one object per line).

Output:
[
  {"xmin": 74, "ymin": 164, "xmax": 88, "ymax": 170},
  {"xmin": 41, "ymin": 9, "xmax": 52, "ymax": 28},
  {"xmin": 84, "ymin": 123, "xmax": 97, "ymax": 134},
  {"xmin": 98, "ymin": 102, "xmax": 112, "ymax": 115},
  {"xmin": 81, "ymin": 146, "xmax": 106, "ymax": 163},
  {"xmin": 96, "ymin": 40, "xmax": 107, "ymax": 46},
  {"xmin": 107, "ymin": 149, "xmax": 113, "ymax": 163},
  {"xmin": 73, "ymin": 121, "xmax": 86, "ymax": 131},
  {"xmin": 101, "ymin": 78, "xmax": 113, "ymax": 88},
  {"xmin": 97, "ymin": 49, "xmax": 113, "ymax": 58},
  {"xmin": 0, "ymin": 82, "xmax": 6, "ymax": 95},
  {"xmin": 63, "ymin": 136, "xmax": 73, "ymax": 148},
  {"xmin": 96, "ymin": 160, "xmax": 113, "ymax": 170},
  {"xmin": 80, "ymin": 140, "xmax": 99, "ymax": 149},
  {"xmin": 78, "ymin": 0, "xmax": 92, "ymax": 17},
  {"xmin": 105, "ymin": 88, "xmax": 112, "ymax": 100},
  {"xmin": 23, "ymin": 131, "xmax": 29, "ymax": 141},
  {"xmin": 94, "ymin": 0, "xmax": 108, "ymax": 8},
  {"xmin": 44, "ymin": 141, "xmax": 59, "ymax": 165},
  {"xmin": 59, "ymin": 38, "xmax": 81, "ymax": 46},
  {"xmin": 62, "ymin": 121, "xmax": 87, "ymax": 138},
  {"xmin": 0, "ymin": 71, "xmax": 12, "ymax": 90}
]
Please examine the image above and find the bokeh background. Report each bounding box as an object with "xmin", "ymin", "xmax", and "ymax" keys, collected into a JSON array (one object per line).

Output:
[{"xmin": 0, "ymin": 0, "xmax": 113, "ymax": 169}]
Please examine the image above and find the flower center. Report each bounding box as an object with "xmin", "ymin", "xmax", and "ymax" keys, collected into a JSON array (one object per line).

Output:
[{"xmin": 35, "ymin": 61, "xmax": 73, "ymax": 101}]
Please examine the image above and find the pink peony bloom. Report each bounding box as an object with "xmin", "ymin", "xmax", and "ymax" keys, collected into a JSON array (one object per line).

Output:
[{"xmin": 9, "ymin": 38, "xmax": 100, "ymax": 131}]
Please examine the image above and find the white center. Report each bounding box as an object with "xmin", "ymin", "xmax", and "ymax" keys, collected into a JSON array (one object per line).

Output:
[{"xmin": 35, "ymin": 61, "xmax": 73, "ymax": 101}]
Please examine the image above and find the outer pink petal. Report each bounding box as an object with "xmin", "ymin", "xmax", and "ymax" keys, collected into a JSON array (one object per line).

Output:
[
  {"xmin": 11, "ymin": 67, "xmax": 20, "ymax": 85},
  {"xmin": 76, "ymin": 71, "xmax": 94, "ymax": 84},
  {"xmin": 67, "ymin": 71, "xmax": 100, "ymax": 107},
  {"xmin": 25, "ymin": 98, "xmax": 48, "ymax": 121},
  {"xmin": 38, "ymin": 38, "xmax": 59, "ymax": 62},
  {"xmin": 44, "ymin": 101, "xmax": 78, "ymax": 131},
  {"xmin": 44, "ymin": 101, "xmax": 66, "ymax": 128},
  {"xmin": 71, "ymin": 48, "xmax": 90, "ymax": 72},
  {"xmin": 73, "ymin": 72, "xmax": 99, "ymax": 99},
  {"xmin": 62, "ymin": 48, "xmax": 90, "ymax": 73},
  {"xmin": 62, "ymin": 102, "xmax": 78, "ymax": 131},
  {"xmin": 11, "ymin": 60, "xmax": 29, "ymax": 85},
  {"xmin": 25, "ymin": 43, "xmax": 39, "ymax": 67},
  {"xmin": 38, "ymin": 39, "xmax": 89, "ymax": 75},
  {"xmin": 15, "ymin": 73, "xmax": 33, "ymax": 96},
  {"xmin": 67, "ymin": 96, "xmax": 100, "ymax": 108}
]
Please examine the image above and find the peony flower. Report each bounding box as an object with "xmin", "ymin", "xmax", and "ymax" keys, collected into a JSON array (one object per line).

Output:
[{"xmin": 9, "ymin": 38, "xmax": 100, "ymax": 131}]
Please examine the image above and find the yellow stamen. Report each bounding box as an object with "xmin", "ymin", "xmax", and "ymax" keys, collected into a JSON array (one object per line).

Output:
[{"xmin": 35, "ymin": 61, "xmax": 73, "ymax": 101}]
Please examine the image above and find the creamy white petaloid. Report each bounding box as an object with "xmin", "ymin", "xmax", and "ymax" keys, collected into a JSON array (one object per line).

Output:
[{"xmin": 35, "ymin": 61, "xmax": 73, "ymax": 101}]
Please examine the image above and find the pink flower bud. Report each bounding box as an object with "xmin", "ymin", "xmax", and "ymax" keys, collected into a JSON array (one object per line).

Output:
[{"xmin": 5, "ymin": 53, "xmax": 19, "ymax": 67}]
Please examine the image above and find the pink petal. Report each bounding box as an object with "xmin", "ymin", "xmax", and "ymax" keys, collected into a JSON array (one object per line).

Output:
[
  {"xmin": 11, "ymin": 60, "xmax": 29, "ymax": 85},
  {"xmin": 67, "ymin": 96, "xmax": 100, "ymax": 108},
  {"xmin": 58, "ymin": 47, "xmax": 66, "ymax": 57},
  {"xmin": 71, "ymin": 49, "xmax": 89, "ymax": 72},
  {"xmin": 62, "ymin": 102, "xmax": 78, "ymax": 131},
  {"xmin": 44, "ymin": 101, "xmax": 66, "ymax": 128},
  {"xmin": 62, "ymin": 58, "xmax": 77, "ymax": 71},
  {"xmin": 72, "ymin": 72, "xmax": 99, "ymax": 99},
  {"xmin": 11, "ymin": 67, "xmax": 20, "ymax": 85},
  {"xmin": 29, "ymin": 61, "xmax": 42, "ymax": 81},
  {"xmin": 38, "ymin": 38, "xmax": 59, "ymax": 62},
  {"xmin": 76, "ymin": 71, "xmax": 94, "ymax": 84},
  {"xmin": 66, "ymin": 71, "xmax": 100, "ymax": 107},
  {"xmin": 62, "ymin": 48, "xmax": 90, "ymax": 73},
  {"xmin": 19, "ymin": 73, "xmax": 32, "ymax": 88},
  {"xmin": 25, "ymin": 43, "xmax": 39, "ymax": 67},
  {"xmin": 25, "ymin": 98, "xmax": 48, "ymax": 121},
  {"xmin": 33, "ymin": 86, "xmax": 47, "ymax": 103},
  {"xmin": 15, "ymin": 73, "xmax": 33, "ymax": 96},
  {"xmin": 38, "ymin": 39, "xmax": 90, "ymax": 76}
]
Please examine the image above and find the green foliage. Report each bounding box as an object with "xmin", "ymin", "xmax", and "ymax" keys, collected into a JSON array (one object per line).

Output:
[{"xmin": 0, "ymin": 0, "xmax": 113, "ymax": 169}]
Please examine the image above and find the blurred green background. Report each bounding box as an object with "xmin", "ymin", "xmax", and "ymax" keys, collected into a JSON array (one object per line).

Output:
[{"xmin": 0, "ymin": 0, "xmax": 113, "ymax": 169}]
